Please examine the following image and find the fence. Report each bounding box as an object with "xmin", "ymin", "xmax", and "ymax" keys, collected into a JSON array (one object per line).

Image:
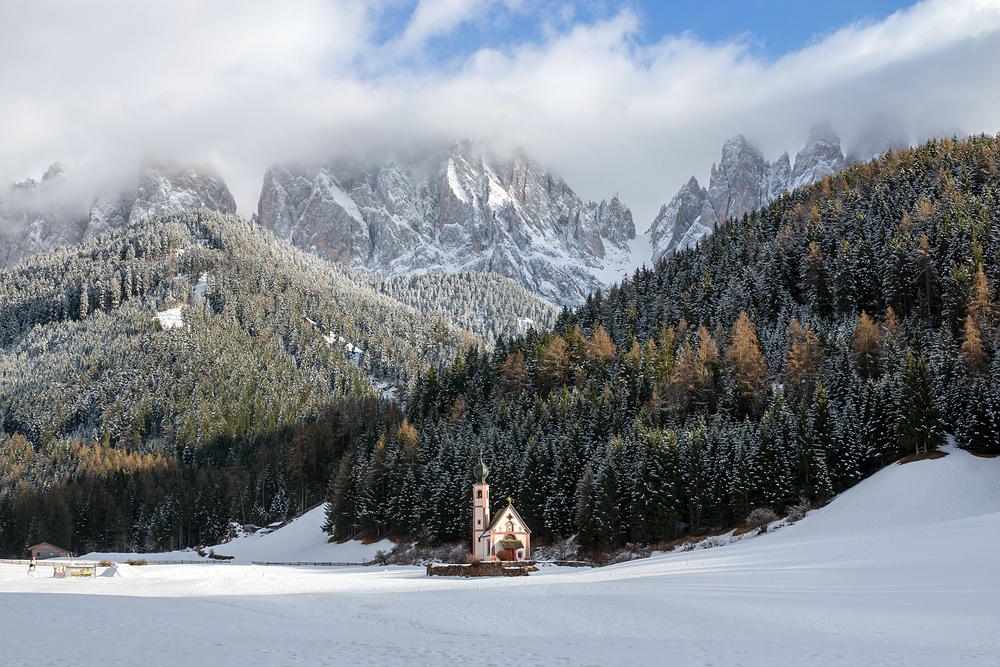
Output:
[
  {"xmin": 250, "ymin": 560, "xmax": 371, "ymax": 567},
  {"xmin": 0, "ymin": 558, "xmax": 230, "ymax": 566}
]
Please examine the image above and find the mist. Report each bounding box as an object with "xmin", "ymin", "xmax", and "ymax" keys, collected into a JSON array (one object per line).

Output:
[{"xmin": 2, "ymin": 0, "xmax": 999, "ymax": 227}]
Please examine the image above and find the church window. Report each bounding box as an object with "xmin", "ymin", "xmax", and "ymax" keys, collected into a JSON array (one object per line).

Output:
[
  {"xmin": 506, "ymin": 521, "xmax": 513, "ymax": 532},
  {"xmin": 476, "ymin": 489, "xmax": 482, "ymax": 499}
]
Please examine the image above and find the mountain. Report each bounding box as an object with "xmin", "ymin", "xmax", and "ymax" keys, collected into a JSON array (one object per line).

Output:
[
  {"xmin": 323, "ymin": 134, "xmax": 1000, "ymax": 550},
  {"xmin": 256, "ymin": 141, "xmax": 636, "ymax": 306},
  {"xmin": 0, "ymin": 208, "xmax": 480, "ymax": 554},
  {"xmin": 648, "ymin": 124, "xmax": 906, "ymax": 263},
  {"xmin": 0, "ymin": 205, "xmax": 564, "ymax": 555},
  {"xmin": 0, "ymin": 163, "xmax": 88, "ymax": 269},
  {"xmin": 0, "ymin": 160, "xmax": 237, "ymax": 271}
]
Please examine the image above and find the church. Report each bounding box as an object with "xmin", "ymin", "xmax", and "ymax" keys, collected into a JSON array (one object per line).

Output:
[{"xmin": 472, "ymin": 457, "xmax": 531, "ymax": 561}]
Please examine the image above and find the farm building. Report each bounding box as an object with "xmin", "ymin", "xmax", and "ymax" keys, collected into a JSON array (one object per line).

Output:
[{"xmin": 29, "ymin": 542, "xmax": 72, "ymax": 559}]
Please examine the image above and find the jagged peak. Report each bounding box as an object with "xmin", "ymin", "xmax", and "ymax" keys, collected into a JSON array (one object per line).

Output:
[
  {"xmin": 42, "ymin": 162, "xmax": 69, "ymax": 181},
  {"xmin": 804, "ymin": 122, "xmax": 841, "ymax": 147}
]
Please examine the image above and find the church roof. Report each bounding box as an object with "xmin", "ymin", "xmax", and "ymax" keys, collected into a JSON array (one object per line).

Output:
[{"xmin": 480, "ymin": 501, "xmax": 531, "ymax": 538}]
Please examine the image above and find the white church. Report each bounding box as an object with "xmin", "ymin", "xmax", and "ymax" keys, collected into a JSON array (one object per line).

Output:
[{"xmin": 472, "ymin": 457, "xmax": 532, "ymax": 561}]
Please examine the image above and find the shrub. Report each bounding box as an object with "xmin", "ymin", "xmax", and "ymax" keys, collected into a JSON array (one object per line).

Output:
[
  {"xmin": 785, "ymin": 497, "xmax": 812, "ymax": 523},
  {"xmin": 98, "ymin": 560, "xmax": 112, "ymax": 567},
  {"xmin": 126, "ymin": 558, "xmax": 148, "ymax": 566},
  {"xmin": 745, "ymin": 507, "xmax": 779, "ymax": 529}
]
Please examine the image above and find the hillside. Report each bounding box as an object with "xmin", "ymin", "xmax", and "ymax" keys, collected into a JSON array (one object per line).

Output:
[
  {"xmin": 324, "ymin": 134, "xmax": 1000, "ymax": 548},
  {"xmin": 0, "ymin": 209, "xmax": 477, "ymax": 556}
]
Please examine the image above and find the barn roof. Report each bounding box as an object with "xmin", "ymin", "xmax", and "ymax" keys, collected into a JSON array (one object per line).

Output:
[{"xmin": 29, "ymin": 542, "xmax": 69, "ymax": 551}]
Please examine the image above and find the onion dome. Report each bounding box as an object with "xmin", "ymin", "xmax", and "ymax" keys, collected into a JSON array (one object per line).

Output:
[{"xmin": 473, "ymin": 455, "xmax": 489, "ymax": 483}]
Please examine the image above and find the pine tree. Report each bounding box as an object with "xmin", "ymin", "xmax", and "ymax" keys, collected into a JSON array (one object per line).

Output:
[{"xmin": 896, "ymin": 352, "xmax": 945, "ymax": 456}]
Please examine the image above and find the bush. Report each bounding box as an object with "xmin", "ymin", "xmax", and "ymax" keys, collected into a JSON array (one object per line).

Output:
[
  {"xmin": 98, "ymin": 560, "xmax": 112, "ymax": 567},
  {"xmin": 785, "ymin": 497, "xmax": 812, "ymax": 523},
  {"xmin": 745, "ymin": 507, "xmax": 779, "ymax": 529},
  {"xmin": 126, "ymin": 558, "xmax": 148, "ymax": 566}
]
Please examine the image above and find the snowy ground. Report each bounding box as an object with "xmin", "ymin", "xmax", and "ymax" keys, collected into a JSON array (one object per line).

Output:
[{"xmin": 3, "ymin": 445, "xmax": 998, "ymax": 666}]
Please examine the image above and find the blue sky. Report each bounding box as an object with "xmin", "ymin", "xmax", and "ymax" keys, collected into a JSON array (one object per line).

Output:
[
  {"xmin": 373, "ymin": 1, "xmax": 921, "ymax": 66},
  {"xmin": 2, "ymin": 0, "xmax": 999, "ymax": 223}
]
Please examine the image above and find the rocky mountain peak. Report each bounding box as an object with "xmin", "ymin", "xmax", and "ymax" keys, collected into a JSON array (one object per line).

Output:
[
  {"xmin": 1, "ymin": 159, "xmax": 237, "ymax": 270},
  {"xmin": 128, "ymin": 160, "xmax": 237, "ymax": 225},
  {"xmin": 649, "ymin": 124, "xmax": 881, "ymax": 263},
  {"xmin": 790, "ymin": 124, "xmax": 845, "ymax": 190},
  {"xmin": 42, "ymin": 161, "xmax": 70, "ymax": 181},
  {"xmin": 256, "ymin": 142, "xmax": 635, "ymax": 306},
  {"xmin": 648, "ymin": 176, "xmax": 716, "ymax": 262}
]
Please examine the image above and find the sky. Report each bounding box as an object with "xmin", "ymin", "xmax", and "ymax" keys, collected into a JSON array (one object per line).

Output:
[{"xmin": 2, "ymin": 0, "xmax": 1000, "ymax": 226}]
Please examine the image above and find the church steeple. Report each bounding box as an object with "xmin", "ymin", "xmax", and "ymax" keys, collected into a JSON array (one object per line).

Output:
[
  {"xmin": 473, "ymin": 453, "xmax": 489, "ymax": 484},
  {"xmin": 472, "ymin": 453, "xmax": 491, "ymax": 559}
]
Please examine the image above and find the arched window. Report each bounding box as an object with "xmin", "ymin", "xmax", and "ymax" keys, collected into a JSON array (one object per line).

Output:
[{"xmin": 476, "ymin": 489, "xmax": 482, "ymax": 499}]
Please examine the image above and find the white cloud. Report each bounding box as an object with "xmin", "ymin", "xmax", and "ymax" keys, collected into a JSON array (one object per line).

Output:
[
  {"xmin": 395, "ymin": 0, "xmax": 494, "ymax": 53},
  {"xmin": 1, "ymin": 0, "xmax": 999, "ymax": 227}
]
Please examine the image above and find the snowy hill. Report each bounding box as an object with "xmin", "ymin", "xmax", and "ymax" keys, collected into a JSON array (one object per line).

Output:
[
  {"xmin": 10, "ymin": 443, "xmax": 998, "ymax": 666},
  {"xmin": 9, "ymin": 440, "xmax": 1000, "ymax": 667},
  {"xmin": 783, "ymin": 443, "xmax": 1000, "ymax": 536},
  {"xmin": 79, "ymin": 505, "xmax": 392, "ymax": 565}
]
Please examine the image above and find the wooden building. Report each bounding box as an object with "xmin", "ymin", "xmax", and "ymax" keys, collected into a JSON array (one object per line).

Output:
[{"xmin": 29, "ymin": 542, "xmax": 72, "ymax": 559}]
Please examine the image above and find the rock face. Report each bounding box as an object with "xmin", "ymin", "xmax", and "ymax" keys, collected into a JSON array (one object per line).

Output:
[
  {"xmin": 128, "ymin": 160, "xmax": 236, "ymax": 225},
  {"xmin": 0, "ymin": 160, "xmax": 237, "ymax": 271},
  {"xmin": 649, "ymin": 126, "xmax": 852, "ymax": 263},
  {"xmin": 789, "ymin": 124, "xmax": 846, "ymax": 191},
  {"xmin": 0, "ymin": 164, "xmax": 89, "ymax": 269},
  {"xmin": 256, "ymin": 142, "xmax": 636, "ymax": 306}
]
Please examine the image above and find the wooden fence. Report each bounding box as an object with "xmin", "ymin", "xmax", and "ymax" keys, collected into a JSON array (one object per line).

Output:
[{"xmin": 250, "ymin": 560, "xmax": 371, "ymax": 567}]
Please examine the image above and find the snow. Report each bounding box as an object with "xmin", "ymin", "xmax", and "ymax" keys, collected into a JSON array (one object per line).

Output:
[
  {"xmin": 3, "ymin": 445, "xmax": 999, "ymax": 666},
  {"xmin": 100, "ymin": 562, "xmax": 141, "ymax": 578},
  {"xmin": 446, "ymin": 158, "xmax": 469, "ymax": 203},
  {"xmin": 592, "ymin": 231, "xmax": 654, "ymax": 285},
  {"xmin": 198, "ymin": 506, "xmax": 392, "ymax": 564},
  {"xmin": 193, "ymin": 271, "xmax": 209, "ymax": 299},
  {"xmin": 154, "ymin": 305, "xmax": 184, "ymax": 329}
]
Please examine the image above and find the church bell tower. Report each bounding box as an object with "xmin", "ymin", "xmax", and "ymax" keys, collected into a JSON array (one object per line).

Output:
[{"xmin": 472, "ymin": 455, "xmax": 490, "ymax": 559}]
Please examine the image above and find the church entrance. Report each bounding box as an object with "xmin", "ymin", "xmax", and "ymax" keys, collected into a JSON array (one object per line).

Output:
[{"xmin": 496, "ymin": 534, "xmax": 524, "ymax": 561}]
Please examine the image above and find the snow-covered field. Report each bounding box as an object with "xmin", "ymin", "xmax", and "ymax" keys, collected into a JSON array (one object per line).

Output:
[{"xmin": 3, "ymin": 445, "xmax": 998, "ymax": 666}]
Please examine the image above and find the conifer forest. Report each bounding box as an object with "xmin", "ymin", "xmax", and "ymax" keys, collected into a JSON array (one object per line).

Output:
[{"xmin": 2, "ymin": 135, "xmax": 1000, "ymax": 557}]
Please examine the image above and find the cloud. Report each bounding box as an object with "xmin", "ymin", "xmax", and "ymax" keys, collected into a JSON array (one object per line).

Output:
[
  {"xmin": 1, "ymin": 0, "xmax": 999, "ymax": 227},
  {"xmin": 394, "ymin": 0, "xmax": 495, "ymax": 54}
]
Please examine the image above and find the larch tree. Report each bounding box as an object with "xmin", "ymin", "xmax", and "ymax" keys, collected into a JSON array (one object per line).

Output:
[
  {"xmin": 724, "ymin": 312, "xmax": 769, "ymax": 417},
  {"xmin": 852, "ymin": 311, "xmax": 883, "ymax": 379}
]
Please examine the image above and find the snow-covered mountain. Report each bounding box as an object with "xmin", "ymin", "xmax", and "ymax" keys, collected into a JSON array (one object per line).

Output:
[
  {"xmin": 0, "ymin": 160, "xmax": 236, "ymax": 270},
  {"xmin": 256, "ymin": 141, "xmax": 636, "ymax": 306},
  {"xmin": 648, "ymin": 125, "xmax": 903, "ymax": 263},
  {"xmin": 0, "ymin": 163, "xmax": 88, "ymax": 269}
]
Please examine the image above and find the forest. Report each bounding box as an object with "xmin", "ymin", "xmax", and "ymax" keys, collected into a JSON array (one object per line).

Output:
[
  {"xmin": 1, "ymin": 134, "xmax": 999, "ymax": 557},
  {"xmin": 0, "ymin": 210, "xmax": 548, "ymax": 556},
  {"xmin": 325, "ymin": 134, "xmax": 1000, "ymax": 552}
]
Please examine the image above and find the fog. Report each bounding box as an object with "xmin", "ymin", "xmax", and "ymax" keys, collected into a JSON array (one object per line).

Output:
[{"xmin": 2, "ymin": 0, "xmax": 999, "ymax": 228}]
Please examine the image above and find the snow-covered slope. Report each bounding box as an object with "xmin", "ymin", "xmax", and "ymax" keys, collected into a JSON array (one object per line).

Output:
[
  {"xmin": 7, "ymin": 445, "xmax": 998, "ymax": 666},
  {"xmin": 203, "ymin": 507, "xmax": 392, "ymax": 564},
  {"xmin": 76, "ymin": 505, "xmax": 392, "ymax": 565},
  {"xmin": 256, "ymin": 141, "xmax": 636, "ymax": 306},
  {"xmin": 781, "ymin": 443, "xmax": 1000, "ymax": 536}
]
